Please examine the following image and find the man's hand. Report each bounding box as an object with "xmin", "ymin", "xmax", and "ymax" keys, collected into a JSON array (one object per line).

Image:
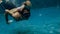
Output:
[{"xmin": 5, "ymin": 9, "xmax": 9, "ymax": 12}]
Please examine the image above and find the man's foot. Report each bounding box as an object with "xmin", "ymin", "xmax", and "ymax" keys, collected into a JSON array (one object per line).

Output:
[{"xmin": 6, "ymin": 20, "xmax": 13, "ymax": 24}]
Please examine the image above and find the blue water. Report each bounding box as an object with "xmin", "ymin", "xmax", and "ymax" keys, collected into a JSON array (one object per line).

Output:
[
  {"xmin": 0, "ymin": 7, "xmax": 60, "ymax": 34},
  {"xmin": 0, "ymin": 0, "xmax": 60, "ymax": 34}
]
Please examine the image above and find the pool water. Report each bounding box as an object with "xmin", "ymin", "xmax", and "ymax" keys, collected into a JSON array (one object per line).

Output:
[{"xmin": 0, "ymin": 7, "xmax": 60, "ymax": 34}]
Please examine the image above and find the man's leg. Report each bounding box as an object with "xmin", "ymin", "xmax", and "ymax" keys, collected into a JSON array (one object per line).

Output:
[{"xmin": 4, "ymin": 11, "xmax": 9, "ymax": 24}]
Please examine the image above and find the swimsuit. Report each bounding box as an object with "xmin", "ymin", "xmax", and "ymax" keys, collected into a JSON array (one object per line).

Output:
[{"xmin": 18, "ymin": 5, "xmax": 30, "ymax": 19}]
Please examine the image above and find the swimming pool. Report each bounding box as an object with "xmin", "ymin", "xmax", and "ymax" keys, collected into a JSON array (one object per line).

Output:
[
  {"xmin": 0, "ymin": 7, "xmax": 60, "ymax": 34},
  {"xmin": 0, "ymin": 0, "xmax": 60, "ymax": 34}
]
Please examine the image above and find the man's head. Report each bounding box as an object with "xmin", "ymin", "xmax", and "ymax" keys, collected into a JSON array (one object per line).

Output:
[{"xmin": 25, "ymin": 0, "xmax": 31, "ymax": 6}]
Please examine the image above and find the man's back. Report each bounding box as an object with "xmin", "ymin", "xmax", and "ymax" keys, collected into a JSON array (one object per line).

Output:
[
  {"xmin": 0, "ymin": 0, "xmax": 16, "ymax": 13},
  {"xmin": 1, "ymin": 1, "xmax": 16, "ymax": 10}
]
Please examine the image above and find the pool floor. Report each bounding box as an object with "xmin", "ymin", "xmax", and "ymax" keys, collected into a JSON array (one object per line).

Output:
[{"xmin": 0, "ymin": 7, "xmax": 60, "ymax": 34}]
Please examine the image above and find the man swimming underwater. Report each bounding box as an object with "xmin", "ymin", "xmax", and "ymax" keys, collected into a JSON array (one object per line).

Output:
[{"xmin": 4, "ymin": 0, "xmax": 32, "ymax": 24}]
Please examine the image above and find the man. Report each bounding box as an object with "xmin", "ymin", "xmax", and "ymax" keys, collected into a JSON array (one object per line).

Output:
[
  {"xmin": 0, "ymin": 0, "xmax": 16, "ymax": 24},
  {"xmin": 5, "ymin": 0, "xmax": 32, "ymax": 24}
]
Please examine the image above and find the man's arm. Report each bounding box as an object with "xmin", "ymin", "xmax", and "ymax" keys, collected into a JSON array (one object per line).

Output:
[{"xmin": 16, "ymin": 4, "xmax": 25, "ymax": 11}]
